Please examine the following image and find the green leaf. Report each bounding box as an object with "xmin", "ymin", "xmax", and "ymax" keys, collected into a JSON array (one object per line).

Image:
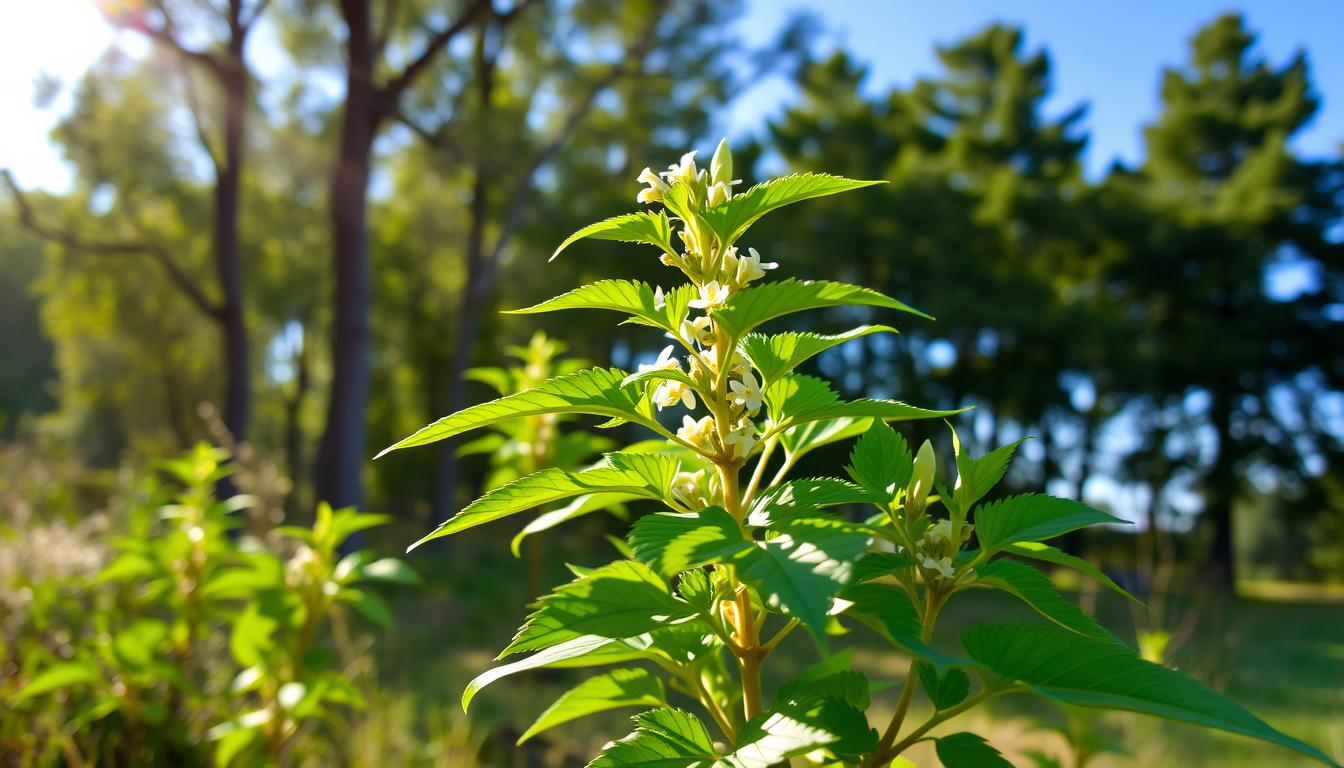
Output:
[
  {"xmin": 519, "ymin": 668, "xmax": 667, "ymax": 745},
  {"xmin": 111, "ymin": 618, "xmax": 169, "ymax": 670},
  {"xmin": 506, "ymin": 279, "xmax": 693, "ymax": 337},
  {"xmin": 974, "ymin": 494, "xmax": 1126, "ymax": 554},
  {"xmin": 338, "ymin": 587, "xmax": 393, "ymax": 628},
  {"xmin": 354, "ymin": 557, "xmax": 421, "ymax": 586},
  {"xmin": 230, "ymin": 607, "xmax": 278, "ymax": 669},
  {"xmin": 746, "ymin": 477, "xmax": 877, "ymax": 527},
  {"xmin": 963, "ymin": 624, "xmax": 1340, "ymax": 766},
  {"xmin": 1003, "ymin": 541, "xmax": 1143, "ymax": 605},
  {"xmin": 763, "ymin": 374, "xmax": 963, "ymax": 435},
  {"xmin": 675, "ymin": 568, "xmax": 716, "ymax": 613},
  {"xmin": 741, "ymin": 325, "xmax": 896, "ymax": 386},
  {"xmin": 701, "ymin": 173, "xmax": 884, "ymax": 246},
  {"xmin": 511, "ymin": 493, "xmax": 637, "ymax": 556},
  {"xmin": 953, "ymin": 432, "xmax": 1027, "ymax": 511},
  {"xmin": 379, "ymin": 368, "xmax": 664, "ymax": 459},
  {"xmin": 213, "ymin": 724, "xmax": 260, "ymax": 767},
  {"xmin": 464, "ymin": 635, "xmax": 646, "ymax": 711},
  {"xmin": 629, "ymin": 507, "xmax": 748, "ymax": 577},
  {"xmin": 551, "ymin": 210, "xmax": 675, "ymax": 261},
  {"xmin": 935, "ymin": 732, "xmax": 1013, "ymax": 768},
  {"xmin": 839, "ymin": 583, "xmax": 968, "ymax": 668},
  {"xmin": 714, "ymin": 279, "xmax": 928, "ymax": 339},
  {"xmin": 411, "ymin": 452, "xmax": 677, "ymax": 549},
  {"xmin": 918, "ymin": 663, "xmax": 970, "ymax": 710},
  {"xmin": 779, "ymin": 417, "xmax": 873, "ymax": 462},
  {"xmin": 728, "ymin": 695, "xmax": 877, "ymax": 765},
  {"xmin": 588, "ymin": 708, "xmax": 719, "ymax": 767},
  {"xmin": 852, "ymin": 551, "xmax": 916, "ymax": 582},
  {"xmin": 503, "ymin": 560, "xmax": 697, "ymax": 656},
  {"xmin": 737, "ymin": 516, "xmax": 871, "ymax": 646},
  {"xmin": 16, "ymin": 660, "xmax": 102, "ymax": 700},
  {"xmin": 847, "ymin": 420, "xmax": 913, "ymax": 501},
  {"xmin": 972, "ymin": 560, "xmax": 1115, "ymax": 641},
  {"xmin": 776, "ymin": 669, "xmax": 871, "ymax": 711}
]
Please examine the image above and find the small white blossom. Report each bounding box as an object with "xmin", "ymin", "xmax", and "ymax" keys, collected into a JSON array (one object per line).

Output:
[
  {"xmin": 654, "ymin": 379, "xmax": 696, "ymax": 411},
  {"xmin": 689, "ymin": 280, "xmax": 731, "ymax": 310},
  {"xmin": 671, "ymin": 469, "xmax": 707, "ymax": 508},
  {"xmin": 679, "ymin": 315, "xmax": 715, "ymax": 347},
  {"xmin": 677, "ymin": 414, "xmax": 716, "ymax": 450},
  {"xmin": 637, "ymin": 166, "xmax": 669, "ymax": 204},
  {"xmin": 707, "ymin": 181, "xmax": 730, "ymax": 207},
  {"xmin": 729, "ymin": 370, "xmax": 763, "ymax": 413},
  {"xmin": 736, "ymin": 247, "xmax": 778, "ymax": 284},
  {"xmin": 924, "ymin": 519, "xmax": 953, "ymax": 547},
  {"xmin": 661, "ymin": 151, "xmax": 699, "ymax": 186},
  {"xmin": 652, "ymin": 286, "xmax": 666, "ymax": 310},
  {"xmin": 723, "ymin": 419, "xmax": 758, "ymax": 459},
  {"xmin": 639, "ymin": 345, "xmax": 680, "ymax": 374},
  {"xmin": 920, "ymin": 556, "xmax": 956, "ymax": 580}
]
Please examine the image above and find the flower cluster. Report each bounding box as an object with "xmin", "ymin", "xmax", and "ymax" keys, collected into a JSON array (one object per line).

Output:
[{"xmin": 634, "ymin": 141, "xmax": 778, "ymax": 467}]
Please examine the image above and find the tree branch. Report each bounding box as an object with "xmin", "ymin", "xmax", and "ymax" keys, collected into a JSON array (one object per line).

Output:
[
  {"xmin": 378, "ymin": 0, "xmax": 493, "ymax": 107},
  {"xmin": 125, "ymin": 1, "xmax": 226, "ymax": 79},
  {"xmin": 1, "ymin": 170, "xmax": 221, "ymax": 319}
]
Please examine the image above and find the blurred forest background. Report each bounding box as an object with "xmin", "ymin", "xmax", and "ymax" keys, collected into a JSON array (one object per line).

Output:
[{"xmin": 2, "ymin": 0, "xmax": 1343, "ymax": 765}]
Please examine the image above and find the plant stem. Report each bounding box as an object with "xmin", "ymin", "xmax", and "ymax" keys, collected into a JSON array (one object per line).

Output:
[
  {"xmin": 735, "ymin": 587, "xmax": 763, "ymax": 720},
  {"xmin": 863, "ymin": 589, "xmax": 947, "ymax": 767},
  {"xmin": 741, "ymin": 434, "xmax": 777, "ymax": 506}
]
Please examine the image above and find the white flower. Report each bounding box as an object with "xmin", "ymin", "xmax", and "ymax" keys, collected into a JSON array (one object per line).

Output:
[
  {"xmin": 924, "ymin": 519, "xmax": 953, "ymax": 547},
  {"xmin": 729, "ymin": 370, "xmax": 763, "ymax": 413},
  {"xmin": 654, "ymin": 379, "xmax": 696, "ymax": 411},
  {"xmin": 679, "ymin": 316, "xmax": 715, "ymax": 347},
  {"xmin": 661, "ymin": 151, "xmax": 699, "ymax": 186},
  {"xmin": 736, "ymin": 247, "xmax": 778, "ymax": 284},
  {"xmin": 677, "ymin": 414, "xmax": 716, "ymax": 450},
  {"xmin": 689, "ymin": 280, "xmax": 731, "ymax": 309},
  {"xmin": 707, "ymin": 181, "xmax": 730, "ymax": 207},
  {"xmin": 637, "ymin": 166, "xmax": 669, "ymax": 204},
  {"xmin": 639, "ymin": 345, "xmax": 680, "ymax": 374},
  {"xmin": 723, "ymin": 419, "xmax": 758, "ymax": 459},
  {"xmin": 652, "ymin": 286, "xmax": 666, "ymax": 310},
  {"xmin": 920, "ymin": 556, "xmax": 956, "ymax": 580},
  {"xmin": 671, "ymin": 469, "xmax": 706, "ymax": 507}
]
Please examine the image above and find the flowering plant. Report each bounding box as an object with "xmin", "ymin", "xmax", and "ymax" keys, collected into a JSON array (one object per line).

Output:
[{"xmin": 384, "ymin": 142, "xmax": 1337, "ymax": 766}]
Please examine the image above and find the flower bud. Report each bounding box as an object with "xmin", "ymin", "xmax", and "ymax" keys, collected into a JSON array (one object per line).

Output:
[
  {"xmin": 711, "ymin": 138, "xmax": 733, "ymax": 187},
  {"xmin": 906, "ymin": 439, "xmax": 936, "ymax": 518},
  {"xmin": 707, "ymin": 181, "xmax": 729, "ymax": 207}
]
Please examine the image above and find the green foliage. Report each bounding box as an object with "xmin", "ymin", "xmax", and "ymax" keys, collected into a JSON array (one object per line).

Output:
[
  {"xmin": 389, "ymin": 141, "xmax": 1340, "ymax": 766},
  {"xmin": 5, "ymin": 444, "xmax": 416, "ymax": 765}
]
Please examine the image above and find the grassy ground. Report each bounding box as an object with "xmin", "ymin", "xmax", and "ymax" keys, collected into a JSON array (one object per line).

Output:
[{"xmin": 366, "ymin": 522, "xmax": 1344, "ymax": 767}]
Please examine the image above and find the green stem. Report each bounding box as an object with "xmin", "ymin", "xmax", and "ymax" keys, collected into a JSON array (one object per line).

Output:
[
  {"xmin": 741, "ymin": 434, "xmax": 778, "ymax": 507},
  {"xmin": 863, "ymin": 589, "xmax": 947, "ymax": 766}
]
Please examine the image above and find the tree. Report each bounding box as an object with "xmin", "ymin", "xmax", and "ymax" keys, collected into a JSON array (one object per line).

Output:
[{"xmin": 1122, "ymin": 13, "xmax": 1342, "ymax": 587}]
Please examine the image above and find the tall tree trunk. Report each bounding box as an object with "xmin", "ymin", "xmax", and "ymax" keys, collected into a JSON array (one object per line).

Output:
[
  {"xmin": 217, "ymin": 22, "xmax": 250, "ymax": 446},
  {"xmin": 1207, "ymin": 390, "xmax": 1237, "ymax": 590},
  {"xmin": 316, "ymin": 0, "xmax": 376, "ymax": 512}
]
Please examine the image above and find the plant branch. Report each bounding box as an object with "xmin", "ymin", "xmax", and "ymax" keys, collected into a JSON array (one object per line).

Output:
[{"xmin": 378, "ymin": 0, "xmax": 493, "ymax": 105}]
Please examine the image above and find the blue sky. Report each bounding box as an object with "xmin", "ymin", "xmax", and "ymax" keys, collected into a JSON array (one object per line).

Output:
[
  {"xmin": 726, "ymin": 1, "xmax": 1343, "ymax": 178},
  {"xmin": 2, "ymin": 1, "xmax": 1340, "ymax": 190}
]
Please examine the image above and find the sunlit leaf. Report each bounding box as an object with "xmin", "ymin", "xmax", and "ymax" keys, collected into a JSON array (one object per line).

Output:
[
  {"xmin": 741, "ymin": 325, "xmax": 896, "ymax": 386},
  {"xmin": 701, "ymin": 173, "xmax": 884, "ymax": 246},
  {"xmin": 973, "ymin": 494, "xmax": 1126, "ymax": 554},
  {"xmin": 519, "ymin": 668, "xmax": 667, "ymax": 745},
  {"xmin": 551, "ymin": 210, "xmax": 675, "ymax": 261}
]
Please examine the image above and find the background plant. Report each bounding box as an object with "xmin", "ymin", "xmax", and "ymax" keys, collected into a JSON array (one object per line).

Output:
[{"xmin": 384, "ymin": 141, "xmax": 1340, "ymax": 766}]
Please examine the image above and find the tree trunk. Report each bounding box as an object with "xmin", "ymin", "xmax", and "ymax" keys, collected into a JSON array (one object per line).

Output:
[
  {"xmin": 1206, "ymin": 391, "xmax": 1237, "ymax": 590},
  {"xmin": 316, "ymin": 0, "xmax": 377, "ymax": 513},
  {"xmin": 216, "ymin": 28, "xmax": 250, "ymax": 446}
]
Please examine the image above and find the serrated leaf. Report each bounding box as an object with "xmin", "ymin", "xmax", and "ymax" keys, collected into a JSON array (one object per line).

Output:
[
  {"xmin": 935, "ymin": 732, "xmax": 1013, "ymax": 767},
  {"xmin": 675, "ymin": 568, "xmax": 716, "ymax": 613},
  {"xmin": 464, "ymin": 635, "xmax": 644, "ymax": 711},
  {"xmin": 972, "ymin": 560, "xmax": 1116, "ymax": 641},
  {"xmin": 727, "ymin": 694, "xmax": 877, "ymax": 765},
  {"xmin": 518, "ymin": 668, "xmax": 667, "ymax": 745},
  {"xmin": 714, "ymin": 279, "xmax": 928, "ymax": 340},
  {"xmin": 411, "ymin": 452, "xmax": 677, "ymax": 549},
  {"xmin": 963, "ymin": 624, "xmax": 1339, "ymax": 766},
  {"xmin": 953, "ymin": 433, "xmax": 1027, "ymax": 511},
  {"xmin": 738, "ymin": 516, "xmax": 871, "ymax": 646},
  {"xmin": 779, "ymin": 417, "xmax": 873, "ymax": 461},
  {"xmin": 588, "ymin": 708, "xmax": 719, "ymax": 767},
  {"xmin": 507, "ymin": 279, "xmax": 693, "ymax": 337},
  {"xmin": 551, "ymin": 210, "xmax": 675, "ymax": 261},
  {"xmin": 852, "ymin": 551, "xmax": 917, "ymax": 582},
  {"xmin": 919, "ymin": 663, "xmax": 971, "ymax": 710},
  {"xmin": 1003, "ymin": 541, "xmax": 1142, "ymax": 606},
  {"xmin": 847, "ymin": 420, "xmax": 913, "ymax": 501},
  {"xmin": 701, "ymin": 173, "xmax": 884, "ymax": 246},
  {"xmin": 629, "ymin": 507, "xmax": 749, "ymax": 577},
  {"xmin": 741, "ymin": 325, "xmax": 896, "ymax": 386},
  {"xmin": 511, "ymin": 493, "xmax": 636, "ymax": 556},
  {"xmin": 379, "ymin": 368, "xmax": 665, "ymax": 459},
  {"xmin": 776, "ymin": 669, "xmax": 871, "ymax": 711},
  {"xmin": 764, "ymin": 374, "xmax": 963, "ymax": 435},
  {"xmin": 504, "ymin": 560, "xmax": 697, "ymax": 656},
  {"xmin": 746, "ymin": 477, "xmax": 877, "ymax": 527},
  {"xmin": 838, "ymin": 583, "xmax": 969, "ymax": 668},
  {"xmin": 973, "ymin": 494, "xmax": 1126, "ymax": 554}
]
